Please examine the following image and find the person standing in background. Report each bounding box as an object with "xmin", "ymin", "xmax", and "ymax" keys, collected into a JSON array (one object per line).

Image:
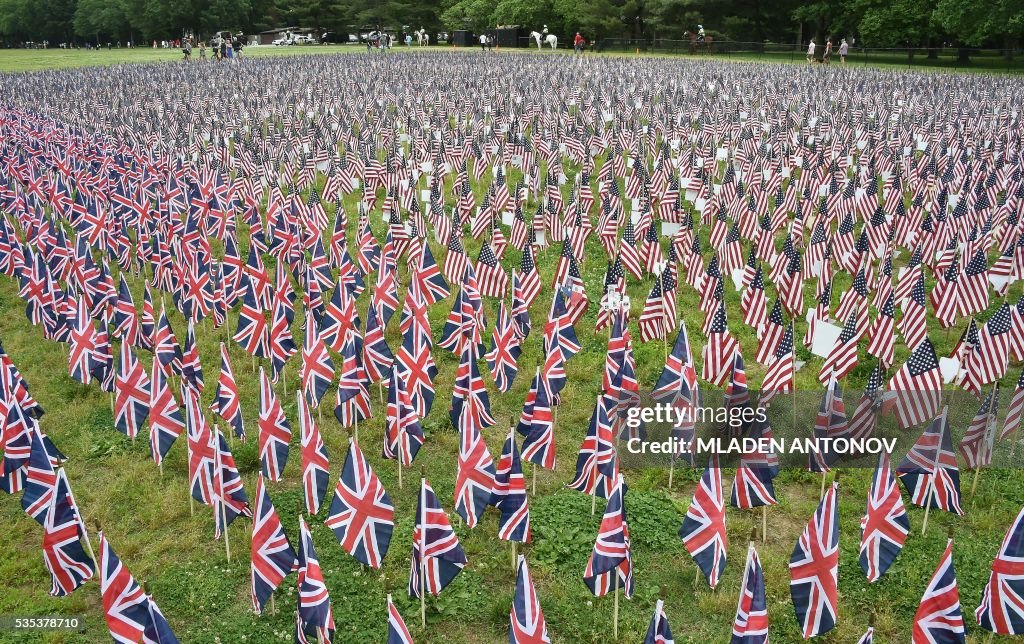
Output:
[
  {"xmin": 574, "ymin": 32, "xmax": 584, "ymax": 54},
  {"xmin": 839, "ymin": 38, "xmax": 849, "ymax": 64},
  {"xmin": 823, "ymin": 38, "xmax": 833, "ymax": 64},
  {"xmin": 806, "ymin": 39, "xmax": 816, "ymax": 63}
]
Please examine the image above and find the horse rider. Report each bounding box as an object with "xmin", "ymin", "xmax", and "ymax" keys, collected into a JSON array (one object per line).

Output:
[{"xmin": 697, "ymin": 25, "xmax": 705, "ymax": 42}]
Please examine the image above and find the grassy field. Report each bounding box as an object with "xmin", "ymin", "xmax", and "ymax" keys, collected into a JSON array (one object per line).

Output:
[{"xmin": 0, "ymin": 49, "xmax": 1022, "ymax": 644}]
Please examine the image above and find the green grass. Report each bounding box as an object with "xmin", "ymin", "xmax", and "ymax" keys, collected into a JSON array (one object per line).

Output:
[{"xmin": 0, "ymin": 48, "xmax": 1022, "ymax": 644}]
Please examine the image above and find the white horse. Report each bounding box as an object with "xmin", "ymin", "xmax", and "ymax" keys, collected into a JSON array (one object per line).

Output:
[
  {"xmin": 529, "ymin": 31, "xmax": 557, "ymax": 49},
  {"xmin": 415, "ymin": 29, "xmax": 429, "ymax": 46}
]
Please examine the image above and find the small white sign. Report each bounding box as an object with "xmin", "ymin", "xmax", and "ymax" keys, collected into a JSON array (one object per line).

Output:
[
  {"xmin": 939, "ymin": 357, "xmax": 961, "ymax": 384},
  {"xmin": 810, "ymin": 320, "xmax": 843, "ymax": 358}
]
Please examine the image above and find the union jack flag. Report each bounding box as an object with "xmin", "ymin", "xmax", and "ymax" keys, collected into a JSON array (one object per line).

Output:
[
  {"xmin": 99, "ymin": 532, "xmax": 152, "ymax": 644},
  {"xmin": 732, "ymin": 543, "xmax": 769, "ymax": 644},
  {"xmin": 297, "ymin": 393, "xmax": 330, "ymax": 514},
  {"xmin": 568, "ymin": 394, "xmax": 617, "ymax": 500},
  {"xmin": 21, "ymin": 427, "xmax": 56, "ymax": 524},
  {"xmin": 583, "ymin": 473, "xmax": 633, "ymax": 598},
  {"xmin": 520, "ymin": 371, "xmax": 556, "ymax": 471},
  {"xmin": 384, "ymin": 365, "xmax": 425, "ymax": 467},
  {"xmin": 680, "ymin": 455, "xmax": 728, "ymax": 589},
  {"xmin": 486, "ymin": 300, "xmax": 521, "ymax": 393},
  {"xmin": 68, "ymin": 297, "xmax": 97, "ymax": 385},
  {"xmin": 295, "ymin": 515, "xmax": 336, "ymax": 644},
  {"xmin": 42, "ymin": 468, "xmax": 94, "ymax": 596},
  {"xmin": 301, "ymin": 311, "xmax": 335, "ymax": 408},
  {"xmin": 387, "ymin": 594, "xmax": 414, "ymax": 644},
  {"xmin": 180, "ymin": 321, "xmax": 203, "ymax": 395},
  {"xmin": 643, "ymin": 597, "xmax": 674, "ymax": 644},
  {"xmin": 789, "ymin": 481, "xmax": 839, "ymax": 639},
  {"xmin": 148, "ymin": 356, "xmax": 184, "ymax": 466},
  {"xmin": 211, "ymin": 343, "xmax": 244, "ymax": 441},
  {"xmin": 810, "ymin": 378, "xmax": 849, "ymax": 473},
  {"xmin": 857, "ymin": 626, "xmax": 874, "ymax": 644},
  {"xmin": 397, "ymin": 284, "xmax": 438, "ymax": 418},
  {"xmin": 976, "ymin": 506, "xmax": 1024, "ymax": 635},
  {"xmin": 453, "ymin": 408, "xmax": 495, "ymax": 529},
  {"xmin": 859, "ymin": 452, "xmax": 909, "ymax": 582},
  {"xmin": 897, "ymin": 407, "xmax": 963, "ymax": 516},
  {"xmin": 334, "ymin": 331, "xmax": 372, "ymax": 427},
  {"xmin": 326, "ymin": 438, "xmax": 394, "ymax": 568},
  {"xmin": 212, "ymin": 427, "xmax": 251, "ymax": 539},
  {"xmin": 258, "ymin": 367, "xmax": 291, "ymax": 481},
  {"xmin": 409, "ymin": 478, "xmax": 467, "ymax": 598},
  {"xmin": 913, "ymin": 539, "xmax": 966, "ymax": 644},
  {"xmin": 250, "ymin": 473, "xmax": 297, "ymax": 614},
  {"xmin": 114, "ymin": 340, "xmax": 150, "ymax": 440},
  {"xmin": 362, "ymin": 303, "xmax": 394, "ymax": 383},
  {"xmin": 233, "ymin": 281, "xmax": 269, "ymax": 359},
  {"xmin": 731, "ymin": 414, "xmax": 779, "ymax": 509},
  {"xmin": 154, "ymin": 305, "xmax": 184, "ymax": 374},
  {"xmin": 510, "ymin": 555, "xmax": 551, "ymax": 644},
  {"xmin": 493, "ymin": 425, "xmax": 531, "ymax": 542}
]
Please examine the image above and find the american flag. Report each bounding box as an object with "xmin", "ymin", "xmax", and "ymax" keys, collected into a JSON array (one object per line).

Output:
[
  {"xmin": 754, "ymin": 299, "xmax": 787, "ymax": 365},
  {"xmin": 859, "ymin": 452, "xmax": 909, "ymax": 582},
  {"xmin": 517, "ymin": 242, "xmax": 543, "ymax": 308},
  {"xmin": 819, "ymin": 311, "xmax": 861, "ymax": 384},
  {"xmin": 732, "ymin": 544, "xmax": 769, "ymax": 644},
  {"xmin": 583, "ymin": 474, "xmax": 634, "ymax": 598},
  {"xmin": 897, "ymin": 407, "xmax": 964, "ymax": 516},
  {"xmin": 326, "ymin": 438, "xmax": 395, "ymax": 569},
  {"xmin": 789, "ymin": 482, "xmax": 839, "ymax": 639},
  {"xmin": 475, "ymin": 240, "xmax": 508, "ymax": 298},
  {"xmin": 702, "ymin": 301, "xmax": 738, "ymax": 387},
  {"xmin": 960, "ymin": 247, "xmax": 990, "ymax": 315},
  {"xmin": 913, "ymin": 539, "xmax": 965, "ymax": 644},
  {"xmin": 976, "ymin": 506, "xmax": 1024, "ymax": 635},
  {"xmin": 760, "ymin": 323, "xmax": 795, "ymax": 405},
  {"xmin": 295, "ymin": 515, "xmax": 336, "ymax": 644},
  {"xmin": 969, "ymin": 302, "xmax": 1013, "ymax": 386},
  {"xmin": 257, "ymin": 367, "xmax": 291, "ymax": 482},
  {"xmin": 1002, "ymin": 368, "xmax": 1024, "ymax": 441},
  {"xmin": 41, "ymin": 468, "xmax": 94, "ymax": 596},
  {"xmin": 409, "ymin": 478, "xmax": 467, "ymax": 598},
  {"xmin": 510, "ymin": 556, "xmax": 551, "ymax": 644},
  {"xmin": 886, "ymin": 337, "xmax": 943, "ymax": 430},
  {"xmin": 958, "ymin": 386, "xmax": 998, "ymax": 470},
  {"xmin": 250, "ymin": 473, "xmax": 298, "ymax": 614},
  {"xmin": 847, "ymin": 361, "xmax": 884, "ymax": 441},
  {"xmin": 866, "ymin": 291, "xmax": 895, "ymax": 367},
  {"xmin": 680, "ymin": 455, "xmax": 728, "ymax": 589}
]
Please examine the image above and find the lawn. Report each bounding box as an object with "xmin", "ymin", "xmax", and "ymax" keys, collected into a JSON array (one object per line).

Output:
[{"xmin": 0, "ymin": 48, "xmax": 1021, "ymax": 644}]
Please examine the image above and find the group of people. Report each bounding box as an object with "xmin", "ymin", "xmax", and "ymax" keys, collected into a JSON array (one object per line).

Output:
[
  {"xmin": 807, "ymin": 37, "xmax": 849, "ymax": 64},
  {"xmin": 182, "ymin": 34, "xmax": 244, "ymax": 62}
]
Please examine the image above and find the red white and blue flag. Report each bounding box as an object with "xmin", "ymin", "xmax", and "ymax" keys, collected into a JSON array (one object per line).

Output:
[
  {"xmin": 680, "ymin": 455, "xmax": 728, "ymax": 589},
  {"xmin": 859, "ymin": 452, "xmax": 909, "ymax": 582},
  {"xmin": 297, "ymin": 393, "xmax": 330, "ymax": 514},
  {"xmin": 976, "ymin": 506, "xmax": 1024, "ymax": 635},
  {"xmin": 732, "ymin": 544, "xmax": 769, "ymax": 644},
  {"xmin": 789, "ymin": 481, "xmax": 839, "ymax": 639},
  {"xmin": 583, "ymin": 474, "xmax": 633, "ymax": 598},
  {"xmin": 250, "ymin": 473, "xmax": 298, "ymax": 614},
  {"xmin": 409, "ymin": 478, "xmax": 467, "ymax": 598},
  {"xmin": 510, "ymin": 555, "xmax": 551, "ymax": 644},
  {"xmin": 897, "ymin": 407, "xmax": 963, "ymax": 516},
  {"xmin": 258, "ymin": 367, "xmax": 291, "ymax": 481},
  {"xmin": 387, "ymin": 594, "xmax": 414, "ymax": 644},
  {"xmin": 99, "ymin": 532, "xmax": 153, "ymax": 644},
  {"xmin": 42, "ymin": 467, "xmax": 94, "ymax": 596},
  {"xmin": 326, "ymin": 438, "xmax": 394, "ymax": 568},
  {"xmin": 493, "ymin": 425, "xmax": 531, "ymax": 543},
  {"xmin": 913, "ymin": 539, "xmax": 966, "ymax": 644},
  {"xmin": 295, "ymin": 515, "xmax": 336, "ymax": 644}
]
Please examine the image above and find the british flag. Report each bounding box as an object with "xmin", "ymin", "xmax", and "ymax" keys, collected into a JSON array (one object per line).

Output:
[
  {"xmin": 643, "ymin": 597, "xmax": 674, "ymax": 644},
  {"xmin": 268, "ymin": 286, "xmax": 296, "ymax": 383},
  {"xmin": 453, "ymin": 408, "xmax": 495, "ymax": 529},
  {"xmin": 297, "ymin": 393, "xmax": 330, "ymax": 514},
  {"xmin": 384, "ymin": 365, "xmax": 424, "ymax": 467},
  {"xmin": 409, "ymin": 478, "xmax": 467, "ymax": 598},
  {"xmin": 301, "ymin": 311, "xmax": 335, "ymax": 408},
  {"xmin": 42, "ymin": 467, "xmax": 94, "ymax": 596},
  {"xmin": 493, "ymin": 425, "xmax": 531, "ymax": 542},
  {"xmin": 789, "ymin": 481, "xmax": 840, "ymax": 639},
  {"xmin": 510, "ymin": 555, "xmax": 551, "ymax": 644},
  {"xmin": 847, "ymin": 361, "xmax": 884, "ymax": 441},
  {"xmin": 583, "ymin": 474, "xmax": 633, "ymax": 598},
  {"xmin": 142, "ymin": 592, "xmax": 179, "ymax": 644},
  {"xmin": 387, "ymin": 594, "xmax": 414, "ymax": 644},
  {"xmin": 258, "ymin": 367, "xmax": 291, "ymax": 481},
  {"xmin": 335, "ymin": 331, "xmax": 372, "ymax": 428},
  {"xmin": 114, "ymin": 340, "xmax": 151, "ymax": 440},
  {"xmin": 412, "ymin": 240, "xmax": 449, "ymax": 305},
  {"xmin": 731, "ymin": 414, "xmax": 779, "ymax": 509},
  {"xmin": 486, "ymin": 300, "xmax": 521, "ymax": 393},
  {"xmin": 362, "ymin": 303, "xmax": 394, "ymax": 384},
  {"xmin": 68, "ymin": 297, "xmax": 96, "ymax": 385},
  {"xmin": 859, "ymin": 452, "xmax": 909, "ymax": 582},
  {"xmin": 732, "ymin": 544, "xmax": 769, "ymax": 644},
  {"xmin": 319, "ymin": 277, "xmax": 359, "ymax": 354},
  {"xmin": 250, "ymin": 473, "xmax": 297, "ymax": 614},
  {"xmin": 397, "ymin": 284, "xmax": 438, "ymax": 418},
  {"xmin": 897, "ymin": 407, "xmax": 963, "ymax": 516},
  {"xmin": 211, "ymin": 343, "xmax": 244, "ymax": 441},
  {"xmin": 295, "ymin": 515, "xmax": 336, "ymax": 644},
  {"xmin": 913, "ymin": 539, "xmax": 966, "ymax": 644},
  {"xmin": 326, "ymin": 438, "xmax": 394, "ymax": 568},
  {"xmin": 233, "ymin": 281, "xmax": 269, "ymax": 359},
  {"xmin": 521, "ymin": 372, "xmax": 556, "ymax": 471},
  {"xmin": 21, "ymin": 427, "xmax": 56, "ymax": 524},
  {"xmin": 680, "ymin": 455, "xmax": 728, "ymax": 589},
  {"xmin": 212, "ymin": 427, "xmax": 251, "ymax": 539},
  {"xmin": 568, "ymin": 394, "xmax": 617, "ymax": 500},
  {"xmin": 976, "ymin": 506, "xmax": 1024, "ymax": 635},
  {"xmin": 99, "ymin": 532, "xmax": 153, "ymax": 644}
]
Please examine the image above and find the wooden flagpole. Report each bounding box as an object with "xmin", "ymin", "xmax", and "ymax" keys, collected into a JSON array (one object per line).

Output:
[
  {"xmin": 353, "ymin": 412, "xmax": 359, "ymax": 444},
  {"xmin": 419, "ymin": 476, "xmax": 427, "ymax": 629},
  {"xmin": 217, "ymin": 432, "xmax": 230, "ymax": 563},
  {"xmin": 762, "ymin": 505, "xmax": 768, "ymax": 544},
  {"xmin": 612, "ymin": 566, "xmax": 620, "ymax": 640}
]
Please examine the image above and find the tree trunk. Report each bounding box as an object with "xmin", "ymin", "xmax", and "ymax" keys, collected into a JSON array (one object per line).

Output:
[{"xmin": 957, "ymin": 47, "xmax": 971, "ymax": 64}]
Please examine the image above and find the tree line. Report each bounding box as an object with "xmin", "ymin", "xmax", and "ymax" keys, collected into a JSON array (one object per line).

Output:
[{"xmin": 0, "ymin": 0, "xmax": 1020, "ymax": 52}]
